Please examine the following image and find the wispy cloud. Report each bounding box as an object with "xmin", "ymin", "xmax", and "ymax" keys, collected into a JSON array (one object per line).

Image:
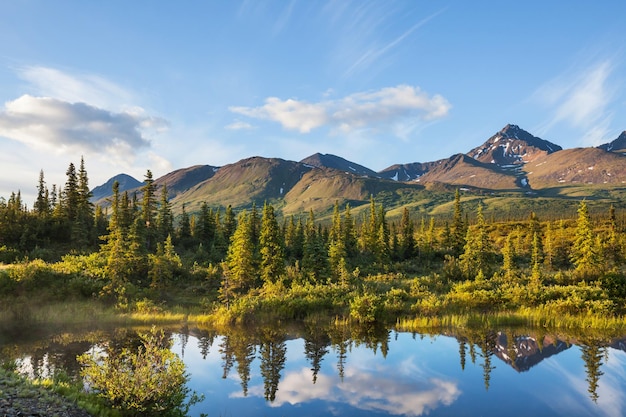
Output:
[
  {"xmin": 17, "ymin": 66, "xmax": 135, "ymax": 111},
  {"xmin": 225, "ymin": 120, "xmax": 256, "ymax": 131},
  {"xmin": 229, "ymin": 84, "xmax": 450, "ymax": 135},
  {"xmin": 344, "ymin": 9, "xmax": 446, "ymax": 77},
  {"xmin": 533, "ymin": 60, "xmax": 617, "ymax": 145}
]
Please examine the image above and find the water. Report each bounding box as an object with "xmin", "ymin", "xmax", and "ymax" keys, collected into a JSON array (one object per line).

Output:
[{"xmin": 3, "ymin": 324, "xmax": 626, "ymax": 417}]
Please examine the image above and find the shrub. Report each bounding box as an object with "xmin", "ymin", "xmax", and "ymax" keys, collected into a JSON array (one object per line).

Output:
[
  {"xmin": 350, "ymin": 292, "xmax": 381, "ymax": 323},
  {"xmin": 78, "ymin": 327, "xmax": 199, "ymax": 416}
]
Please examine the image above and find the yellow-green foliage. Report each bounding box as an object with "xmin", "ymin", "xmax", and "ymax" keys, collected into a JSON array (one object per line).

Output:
[{"xmin": 78, "ymin": 327, "xmax": 198, "ymax": 416}]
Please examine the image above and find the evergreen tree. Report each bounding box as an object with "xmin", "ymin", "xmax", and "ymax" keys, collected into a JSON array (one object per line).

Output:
[
  {"xmin": 530, "ymin": 232, "xmax": 543, "ymax": 285},
  {"xmin": 501, "ymin": 232, "xmax": 516, "ymax": 280},
  {"xmin": 141, "ymin": 170, "xmax": 158, "ymax": 251},
  {"xmin": 571, "ymin": 201, "xmax": 601, "ymax": 277},
  {"xmin": 302, "ymin": 209, "xmax": 328, "ymax": 282},
  {"xmin": 198, "ymin": 202, "xmax": 216, "ymax": 247},
  {"xmin": 460, "ymin": 203, "xmax": 492, "ymax": 279},
  {"xmin": 399, "ymin": 207, "xmax": 416, "ymax": 260},
  {"xmin": 178, "ymin": 204, "xmax": 192, "ymax": 243},
  {"xmin": 259, "ymin": 203, "xmax": 285, "ymax": 284},
  {"xmin": 224, "ymin": 211, "xmax": 258, "ymax": 297},
  {"xmin": 223, "ymin": 205, "xmax": 236, "ymax": 243},
  {"xmin": 34, "ymin": 170, "xmax": 49, "ymax": 217},
  {"xmin": 342, "ymin": 204, "xmax": 357, "ymax": 260},
  {"xmin": 156, "ymin": 184, "xmax": 174, "ymax": 242},
  {"xmin": 74, "ymin": 156, "xmax": 94, "ymax": 246},
  {"xmin": 375, "ymin": 205, "xmax": 390, "ymax": 264},
  {"xmin": 328, "ymin": 201, "xmax": 347, "ymax": 279},
  {"xmin": 605, "ymin": 204, "xmax": 622, "ymax": 266},
  {"xmin": 451, "ymin": 189, "xmax": 466, "ymax": 255},
  {"xmin": 61, "ymin": 162, "xmax": 79, "ymax": 221}
]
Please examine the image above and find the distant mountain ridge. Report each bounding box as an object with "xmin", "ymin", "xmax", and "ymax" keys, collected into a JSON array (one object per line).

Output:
[
  {"xmin": 91, "ymin": 124, "xmax": 626, "ymax": 214},
  {"xmin": 300, "ymin": 153, "xmax": 380, "ymax": 177},
  {"xmin": 91, "ymin": 174, "xmax": 143, "ymax": 202}
]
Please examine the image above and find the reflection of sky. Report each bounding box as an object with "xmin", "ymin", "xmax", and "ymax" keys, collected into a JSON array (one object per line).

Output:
[
  {"xmin": 535, "ymin": 347, "xmax": 626, "ymax": 417},
  {"xmin": 173, "ymin": 333, "xmax": 626, "ymax": 417}
]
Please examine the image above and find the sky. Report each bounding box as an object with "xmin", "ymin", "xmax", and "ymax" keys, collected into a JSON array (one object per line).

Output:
[{"xmin": 1, "ymin": 1, "xmax": 625, "ymax": 204}]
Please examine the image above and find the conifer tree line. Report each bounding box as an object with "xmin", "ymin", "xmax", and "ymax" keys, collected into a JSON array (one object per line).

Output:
[{"xmin": 1, "ymin": 160, "xmax": 626, "ymax": 304}]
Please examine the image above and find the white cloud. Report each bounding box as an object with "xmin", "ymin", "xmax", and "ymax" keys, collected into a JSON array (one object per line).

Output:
[
  {"xmin": 244, "ymin": 366, "xmax": 461, "ymax": 416},
  {"xmin": 229, "ymin": 85, "xmax": 450, "ymax": 135},
  {"xmin": 148, "ymin": 152, "xmax": 174, "ymax": 173},
  {"xmin": 0, "ymin": 95, "xmax": 162, "ymax": 163}
]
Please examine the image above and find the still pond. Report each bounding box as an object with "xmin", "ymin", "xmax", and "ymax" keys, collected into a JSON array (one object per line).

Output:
[{"xmin": 3, "ymin": 323, "xmax": 625, "ymax": 417}]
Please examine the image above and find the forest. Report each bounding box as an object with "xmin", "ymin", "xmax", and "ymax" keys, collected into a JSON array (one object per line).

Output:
[{"xmin": 1, "ymin": 158, "xmax": 626, "ymax": 329}]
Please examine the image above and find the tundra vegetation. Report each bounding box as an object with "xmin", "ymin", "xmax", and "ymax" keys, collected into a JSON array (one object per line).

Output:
[
  {"xmin": 2, "ymin": 160, "xmax": 626, "ymax": 415},
  {"xmin": 0, "ymin": 161, "xmax": 625, "ymax": 330}
]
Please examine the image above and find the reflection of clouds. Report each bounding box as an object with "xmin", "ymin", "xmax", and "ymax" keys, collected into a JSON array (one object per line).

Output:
[
  {"xmin": 245, "ymin": 365, "xmax": 460, "ymax": 416},
  {"xmin": 539, "ymin": 348, "xmax": 626, "ymax": 417}
]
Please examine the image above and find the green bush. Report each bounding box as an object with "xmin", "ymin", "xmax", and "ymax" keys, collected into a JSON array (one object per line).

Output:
[
  {"xmin": 78, "ymin": 327, "xmax": 199, "ymax": 416},
  {"xmin": 350, "ymin": 292, "xmax": 381, "ymax": 323}
]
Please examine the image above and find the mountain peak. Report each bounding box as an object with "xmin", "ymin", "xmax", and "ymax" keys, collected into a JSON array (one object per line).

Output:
[
  {"xmin": 300, "ymin": 153, "xmax": 379, "ymax": 177},
  {"xmin": 499, "ymin": 124, "xmax": 523, "ymax": 138},
  {"xmin": 468, "ymin": 124, "xmax": 561, "ymax": 166},
  {"xmin": 598, "ymin": 130, "xmax": 626, "ymax": 153}
]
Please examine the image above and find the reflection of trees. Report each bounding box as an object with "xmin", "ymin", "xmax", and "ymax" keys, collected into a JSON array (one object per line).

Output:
[
  {"xmin": 478, "ymin": 331, "xmax": 497, "ymax": 391},
  {"xmin": 232, "ymin": 333, "xmax": 256, "ymax": 396},
  {"xmin": 219, "ymin": 335, "xmax": 235, "ymax": 380},
  {"xmin": 259, "ymin": 327, "xmax": 287, "ymax": 402},
  {"xmin": 303, "ymin": 321, "xmax": 330, "ymax": 384},
  {"xmin": 580, "ymin": 343, "xmax": 605, "ymax": 403},
  {"xmin": 196, "ymin": 329, "xmax": 216, "ymax": 360},
  {"xmin": 329, "ymin": 323, "xmax": 351, "ymax": 381},
  {"xmin": 457, "ymin": 338, "xmax": 467, "ymax": 371}
]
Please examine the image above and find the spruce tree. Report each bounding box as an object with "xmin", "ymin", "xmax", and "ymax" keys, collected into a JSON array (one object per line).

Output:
[
  {"xmin": 460, "ymin": 203, "xmax": 492, "ymax": 279},
  {"xmin": 399, "ymin": 207, "xmax": 416, "ymax": 260},
  {"xmin": 141, "ymin": 170, "xmax": 157, "ymax": 251},
  {"xmin": 259, "ymin": 203, "xmax": 285, "ymax": 284},
  {"xmin": 571, "ymin": 201, "xmax": 601, "ymax": 277},
  {"xmin": 501, "ymin": 232, "xmax": 516, "ymax": 280},
  {"xmin": 34, "ymin": 170, "xmax": 49, "ymax": 217},
  {"xmin": 156, "ymin": 183, "xmax": 174, "ymax": 242},
  {"xmin": 451, "ymin": 189, "xmax": 466, "ymax": 256},
  {"xmin": 225, "ymin": 211, "xmax": 258, "ymax": 296},
  {"xmin": 328, "ymin": 201, "xmax": 347, "ymax": 279}
]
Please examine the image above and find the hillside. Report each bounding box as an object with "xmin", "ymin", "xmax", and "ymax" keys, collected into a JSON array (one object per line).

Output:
[
  {"xmin": 171, "ymin": 157, "xmax": 312, "ymax": 213},
  {"xmin": 415, "ymin": 154, "xmax": 524, "ymax": 190},
  {"xmin": 524, "ymin": 147, "xmax": 626, "ymax": 188},
  {"xmin": 90, "ymin": 124, "xmax": 626, "ymax": 219}
]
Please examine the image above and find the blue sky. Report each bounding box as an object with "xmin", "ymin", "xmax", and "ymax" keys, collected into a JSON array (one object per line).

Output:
[{"xmin": 1, "ymin": 1, "xmax": 625, "ymax": 203}]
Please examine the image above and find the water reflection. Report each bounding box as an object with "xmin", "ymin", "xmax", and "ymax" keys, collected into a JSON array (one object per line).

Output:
[{"xmin": 2, "ymin": 323, "xmax": 626, "ymax": 417}]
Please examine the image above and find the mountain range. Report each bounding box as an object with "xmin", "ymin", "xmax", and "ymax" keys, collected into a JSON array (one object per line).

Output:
[{"xmin": 92, "ymin": 124, "xmax": 626, "ymax": 218}]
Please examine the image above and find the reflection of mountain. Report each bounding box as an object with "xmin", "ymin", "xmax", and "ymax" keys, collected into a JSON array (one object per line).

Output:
[
  {"xmin": 609, "ymin": 337, "xmax": 626, "ymax": 352},
  {"xmin": 493, "ymin": 332, "xmax": 571, "ymax": 372}
]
